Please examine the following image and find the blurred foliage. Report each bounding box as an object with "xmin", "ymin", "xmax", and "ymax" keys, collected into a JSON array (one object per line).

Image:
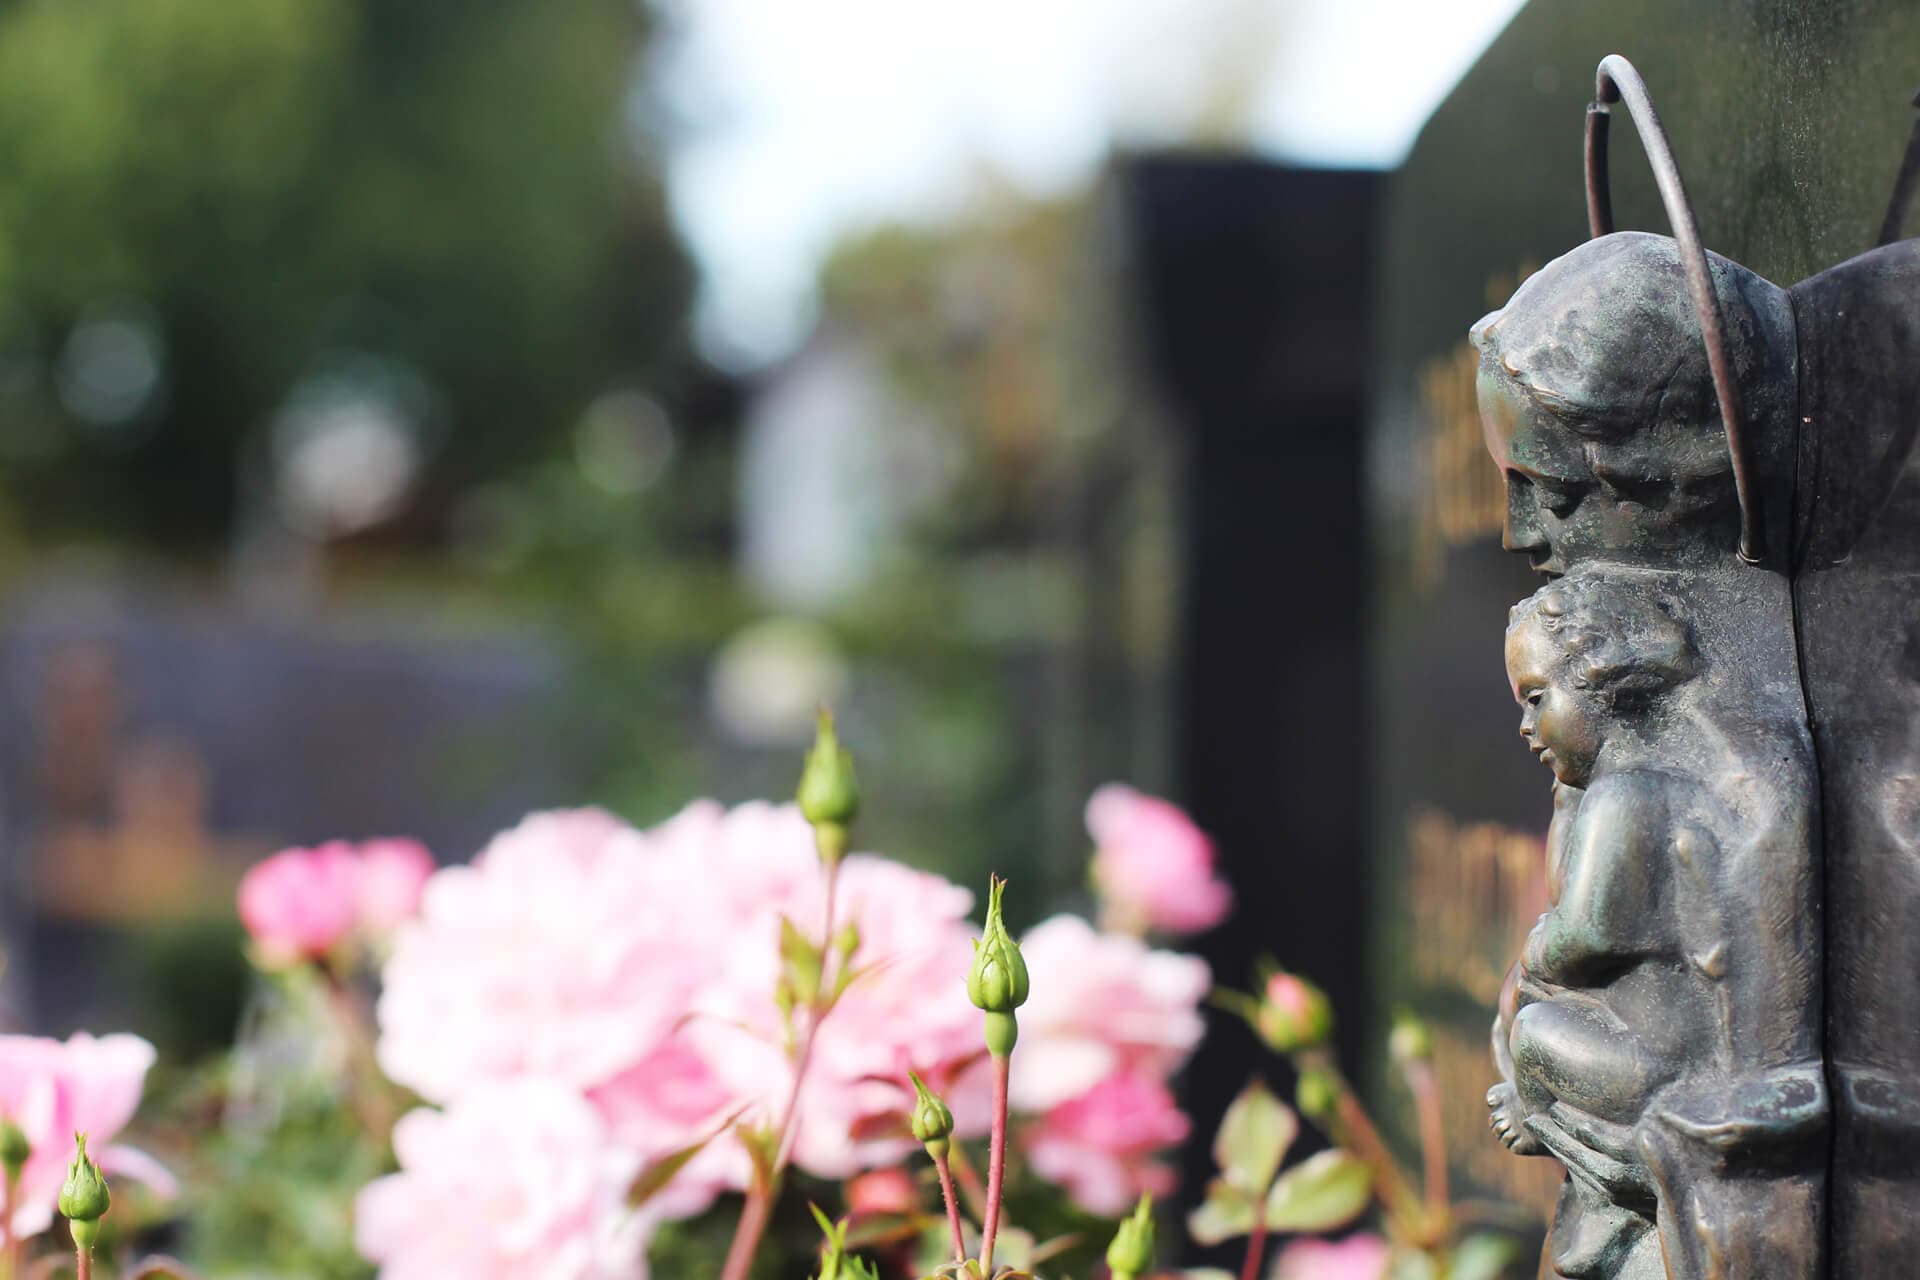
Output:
[
  {"xmin": 117, "ymin": 919, "xmax": 252, "ymax": 1061},
  {"xmin": 817, "ymin": 194, "xmax": 1098, "ymax": 544},
  {"xmin": 0, "ymin": 0, "xmax": 689, "ymax": 546},
  {"xmin": 151, "ymin": 974, "xmax": 400, "ymax": 1279}
]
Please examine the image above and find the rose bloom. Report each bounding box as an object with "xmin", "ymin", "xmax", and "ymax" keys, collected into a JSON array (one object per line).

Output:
[
  {"xmin": 357, "ymin": 1077, "xmax": 646, "ymax": 1280},
  {"xmin": 845, "ymin": 1167, "xmax": 919, "ymax": 1219},
  {"xmin": 1024, "ymin": 1072, "xmax": 1189, "ymax": 1216},
  {"xmin": 1008, "ymin": 914, "xmax": 1210, "ymax": 1113},
  {"xmin": 586, "ymin": 1036, "xmax": 742, "ymax": 1220},
  {"xmin": 354, "ymin": 838, "xmax": 436, "ymax": 934},
  {"xmin": 238, "ymin": 842, "xmax": 361, "ymax": 963},
  {"xmin": 1273, "ymin": 1233, "xmax": 1392, "ymax": 1280},
  {"xmin": 1086, "ymin": 784, "xmax": 1231, "ymax": 935},
  {"xmin": 377, "ymin": 809, "xmax": 730, "ymax": 1101},
  {"xmin": 239, "ymin": 837, "xmax": 435, "ymax": 964},
  {"xmin": 0, "ymin": 1033, "xmax": 172, "ymax": 1239}
]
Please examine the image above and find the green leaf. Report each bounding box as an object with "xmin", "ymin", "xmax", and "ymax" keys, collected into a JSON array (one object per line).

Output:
[
  {"xmin": 1027, "ymin": 1232, "xmax": 1083, "ymax": 1266},
  {"xmin": 1213, "ymin": 1079, "xmax": 1298, "ymax": 1196},
  {"xmin": 1389, "ymin": 1247, "xmax": 1440, "ymax": 1280},
  {"xmin": 1185, "ymin": 1177, "xmax": 1257, "ymax": 1246},
  {"xmin": 625, "ymin": 1131, "xmax": 717, "ymax": 1209},
  {"xmin": 1451, "ymin": 1232, "xmax": 1522, "ymax": 1280},
  {"xmin": 735, "ymin": 1122, "xmax": 780, "ymax": 1193},
  {"xmin": 1263, "ymin": 1150, "xmax": 1373, "ymax": 1232},
  {"xmin": 781, "ymin": 915, "xmax": 824, "ymax": 1004}
]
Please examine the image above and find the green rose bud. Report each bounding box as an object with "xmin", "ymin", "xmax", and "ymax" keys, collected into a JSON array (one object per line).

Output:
[
  {"xmin": 1295, "ymin": 1065, "xmax": 1340, "ymax": 1124},
  {"xmin": 1255, "ymin": 971, "xmax": 1335, "ymax": 1054},
  {"xmin": 796, "ymin": 708, "xmax": 860, "ymax": 842},
  {"xmin": 1105, "ymin": 1192, "xmax": 1156, "ymax": 1278},
  {"xmin": 59, "ymin": 1133, "xmax": 110, "ymax": 1251},
  {"xmin": 966, "ymin": 876, "xmax": 1029, "ymax": 1017},
  {"xmin": 1389, "ymin": 1011, "xmax": 1433, "ymax": 1065},
  {"xmin": 907, "ymin": 1072, "xmax": 955, "ymax": 1155},
  {"xmin": 0, "ymin": 1114, "xmax": 28, "ymax": 1180}
]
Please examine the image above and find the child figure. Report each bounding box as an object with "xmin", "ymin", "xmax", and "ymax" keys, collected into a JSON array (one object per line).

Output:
[
  {"xmin": 1487, "ymin": 570, "xmax": 1711, "ymax": 1277},
  {"xmin": 1488, "ymin": 569, "xmax": 1701, "ymax": 1146},
  {"xmin": 1485, "ymin": 568, "xmax": 1827, "ymax": 1280}
]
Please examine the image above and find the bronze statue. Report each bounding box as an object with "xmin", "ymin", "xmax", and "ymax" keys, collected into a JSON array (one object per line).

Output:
[
  {"xmin": 1468, "ymin": 53, "xmax": 1920, "ymax": 1279},
  {"xmin": 1471, "ymin": 232, "xmax": 1795, "ymax": 576},
  {"xmin": 1487, "ymin": 567, "xmax": 1824, "ymax": 1278}
]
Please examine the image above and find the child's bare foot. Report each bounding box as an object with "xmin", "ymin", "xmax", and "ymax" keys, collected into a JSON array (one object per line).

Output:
[{"xmin": 1487, "ymin": 1082, "xmax": 1545, "ymax": 1154}]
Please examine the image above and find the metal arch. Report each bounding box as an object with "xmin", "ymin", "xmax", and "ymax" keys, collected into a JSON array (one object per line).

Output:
[{"xmin": 1585, "ymin": 54, "xmax": 1764, "ymax": 565}]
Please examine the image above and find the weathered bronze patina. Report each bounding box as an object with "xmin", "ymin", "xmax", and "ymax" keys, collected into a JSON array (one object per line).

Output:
[{"xmin": 1475, "ymin": 55, "xmax": 1920, "ymax": 1279}]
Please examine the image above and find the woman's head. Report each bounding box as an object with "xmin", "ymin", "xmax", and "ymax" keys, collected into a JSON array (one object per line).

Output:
[
  {"xmin": 1504, "ymin": 570, "xmax": 1696, "ymax": 786},
  {"xmin": 1471, "ymin": 231, "xmax": 1792, "ymax": 574}
]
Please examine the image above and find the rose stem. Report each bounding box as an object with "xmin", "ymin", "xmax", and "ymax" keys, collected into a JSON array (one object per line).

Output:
[
  {"xmin": 1405, "ymin": 1057, "xmax": 1450, "ymax": 1225},
  {"xmin": 933, "ymin": 1150, "xmax": 968, "ymax": 1263},
  {"xmin": 718, "ymin": 856, "xmax": 844, "ymax": 1280},
  {"xmin": 979, "ymin": 1052, "xmax": 1011, "ymax": 1274}
]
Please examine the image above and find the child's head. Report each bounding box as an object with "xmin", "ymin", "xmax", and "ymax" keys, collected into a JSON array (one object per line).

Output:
[{"xmin": 1504, "ymin": 570, "xmax": 1696, "ymax": 787}]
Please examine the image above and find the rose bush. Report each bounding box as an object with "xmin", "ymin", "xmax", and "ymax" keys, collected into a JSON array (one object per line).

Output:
[
  {"xmin": 352, "ymin": 795, "xmax": 1213, "ymax": 1273},
  {"xmin": 201, "ymin": 747, "xmax": 1516, "ymax": 1280}
]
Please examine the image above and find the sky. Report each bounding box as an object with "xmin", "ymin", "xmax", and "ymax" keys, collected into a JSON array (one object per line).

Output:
[{"xmin": 655, "ymin": 0, "xmax": 1532, "ymax": 367}]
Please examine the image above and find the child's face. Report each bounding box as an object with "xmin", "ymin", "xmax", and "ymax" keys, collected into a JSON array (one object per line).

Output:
[{"xmin": 1505, "ymin": 619, "xmax": 1604, "ymax": 788}]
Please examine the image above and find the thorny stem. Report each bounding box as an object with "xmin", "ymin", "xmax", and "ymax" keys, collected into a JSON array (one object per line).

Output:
[
  {"xmin": 1320, "ymin": 1067, "xmax": 1427, "ymax": 1240},
  {"xmin": 947, "ymin": 1138, "xmax": 990, "ymax": 1223},
  {"xmin": 718, "ymin": 855, "xmax": 844, "ymax": 1280},
  {"xmin": 932, "ymin": 1150, "xmax": 968, "ymax": 1263},
  {"xmin": 1404, "ymin": 1059, "xmax": 1450, "ymax": 1227},
  {"xmin": 979, "ymin": 1053, "xmax": 1011, "ymax": 1274},
  {"xmin": 1240, "ymin": 1219, "xmax": 1269, "ymax": 1280},
  {"xmin": 3, "ymin": 1168, "xmax": 15, "ymax": 1280}
]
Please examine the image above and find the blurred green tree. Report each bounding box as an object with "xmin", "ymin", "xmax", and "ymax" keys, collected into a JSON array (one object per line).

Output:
[{"xmin": 0, "ymin": 0, "xmax": 689, "ymax": 547}]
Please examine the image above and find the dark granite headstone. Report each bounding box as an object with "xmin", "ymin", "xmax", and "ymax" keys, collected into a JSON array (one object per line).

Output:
[{"xmin": 1369, "ymin": 0, "xmax": 1920, "ymax": 1253}]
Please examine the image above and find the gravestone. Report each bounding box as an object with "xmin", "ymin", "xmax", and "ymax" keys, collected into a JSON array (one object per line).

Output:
[
  {"xmin": 1370, "ymin": 3, "xmax": 1920, "ymax": 1274},
  {"xmin": 1100, "ymin": 157, "xmax": 1380, "ymax": 1260}
]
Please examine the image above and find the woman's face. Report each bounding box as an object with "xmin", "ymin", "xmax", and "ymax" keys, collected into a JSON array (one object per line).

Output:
[{"xmin": 1505, "ymin": 620, "xmax": 1605, "ymax": 788}]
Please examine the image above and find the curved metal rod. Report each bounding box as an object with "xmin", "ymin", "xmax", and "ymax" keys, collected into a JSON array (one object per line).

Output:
[
  {"xmin": 1875, "ymin": 87, "xmax": 1920, "ymax": 247},
  {"xmin": 1586, "ymin": 54, "xmax": 1763, "ymax": 564}
]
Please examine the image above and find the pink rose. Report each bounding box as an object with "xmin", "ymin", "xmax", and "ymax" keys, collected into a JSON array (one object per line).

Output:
[
  {"xmin": 1023, "ymin": 1072, "xmax": 1189, "ymax": 1216},
  {"xmin": 239, "ymin": 837, "xmax": 436, "ymax": 964},
  {"xmin": 1273, "ymin": 1233, "xmax": 1391, "ymax": 1280},
  {"xmin": 238, "ymin": 842, "xmax": 361, "ymax": 964},
  {"xmin": 1086, "ymin": 784, "xmax": 1231, "ymax": 935},
  {"xmin": 0, "ymin": 1033, "xmax": 171, "ymax": 1239},
  {"xmin": 587, "ymin": 1037, "xmax": 742, "ymax": 1221},
  {"xmin": 1008, "ymin": 914, "xmax": 1210, "ymax": 1113},
  {"xmin": 354, "ymin": 838, "xmax": 436, "ymax": 934},
  {"xmin": 845, "ymin": 1167, "xmax": 918, "ymax": 1219},
  {"xmin": 356, "ymin": 1078, "xmax": 646, "ymax": 1280},
  {"xmin": 376, "ymin": 809, "xmax": 725, "ymax": 1102}
]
